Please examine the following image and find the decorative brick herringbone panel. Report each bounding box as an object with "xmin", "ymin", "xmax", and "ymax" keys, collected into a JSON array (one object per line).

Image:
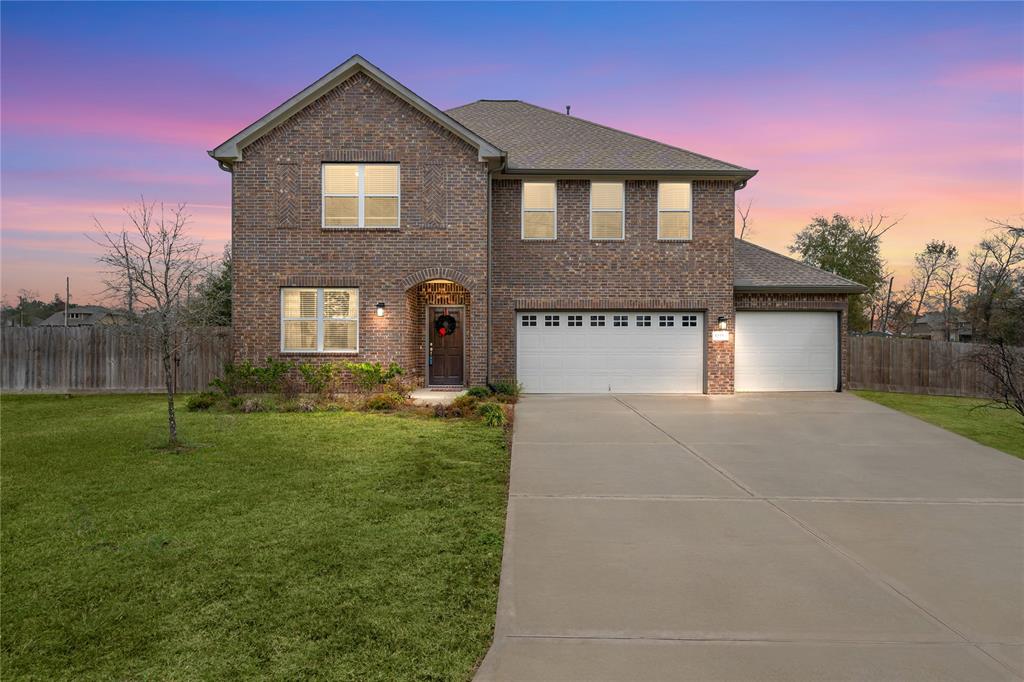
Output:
[
  {"xmin": 420, "ymin": 163, "xmax": 447, "ymax": 228},
  {"xmin": 275, "ymin": 163, "xmax": 299, "ymax": 228}
]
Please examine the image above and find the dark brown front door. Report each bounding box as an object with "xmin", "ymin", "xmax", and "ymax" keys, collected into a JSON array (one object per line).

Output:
[{"xmin": 428, "ymin": 307, "xmax": 464, "ymax": 386}]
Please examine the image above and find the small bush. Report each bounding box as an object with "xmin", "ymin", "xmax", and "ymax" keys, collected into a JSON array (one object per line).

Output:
[
  {"xmin": 384, "ymin": 375, "xmax": 414, "ymax": 399},
  {"xmin": 212, "ymin": 357, "xmax": 294, "ymax": 395},
  {"xmin": 298, "ymin": 362, "xmax": 337, "ymax": 395},
  {"xmin": 280, "ymin": 374, "xmax": 304, "ymax": 401},
  {"xmin": 466, "ymin": 385, "xmax": 492, "ymax": 399},
  {"xmin": 278, "ymin": 397, "xmax": 317, "ymax": 413},
  {"xmin": 229, "ymin": 396, "xmax": 244, "ymax": 409},
  {"xmin": 478, "ymin": 402, "xmax": 507, "ymax": 428},
  {"xmin": 346, "ymin": 361, "xmax": 404, "ymax": 395},
  {"xmin": 450, "ymin": 394, "xmax": 479, "ymax": 416},
  {"xmin": 364, "ymin": 392, "xmax": 405, "ymax": 411},
  {"xmin": 240, "ymin": 397, "xmax": 268, "ymax": 413},
  {"xmin": 433, "ymin": 403, "xmax": 450, "ymax": 418},
  {"xmin": 186, "ymin": 392, "xmax": 218, "ymax": 411},
  {"xmin": 489, "ymin": 379, "xmax": 522, "ymax": 399}
]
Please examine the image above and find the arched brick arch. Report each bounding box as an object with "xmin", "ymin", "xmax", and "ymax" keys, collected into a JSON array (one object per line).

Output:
[{"xmin": 399, "ymin": 267, "xmax": 476, "ymax": 291}]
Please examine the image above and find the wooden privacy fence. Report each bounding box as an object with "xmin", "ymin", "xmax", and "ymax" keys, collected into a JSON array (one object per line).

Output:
[
  {"xmin": 847, "ymin": 335, "xmax": 1002, "ymax": 398},
  {"xmin": 1, "ymin": 326, "xmax": 231, "ymax": 393}
]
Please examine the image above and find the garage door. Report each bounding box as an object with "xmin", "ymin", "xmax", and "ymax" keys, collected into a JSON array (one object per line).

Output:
[
  {"xmin": 735, "ymin": 311, "xmax": 838, "ymax": 392},
  {"xmin": 517, "ymin": 312, "xmax": 703, "ymax": 393}
]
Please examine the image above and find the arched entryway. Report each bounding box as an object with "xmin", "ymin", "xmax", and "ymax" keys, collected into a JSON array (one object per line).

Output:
[{"xmin": 405, "ymin": 279, "xmax": 472, "ymax": 387}]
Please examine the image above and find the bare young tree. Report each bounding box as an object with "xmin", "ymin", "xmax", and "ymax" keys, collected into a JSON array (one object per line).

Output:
[
  {"xmin": 934, "ymin": 248, "xmax": 970, "ymax": 341},
  {"xmin": 90, "ymin": 198, "xmax": 218, "ymax": 446},
  {"xmin": 736, "ymin": 199, "xmax": 753, "ymax": 240},
  {"xmin": 908, "ymin": 240, "xmax": 958, "ymax": 332},
  {"xmin": 966, "ymin": 218, "xmax": 1024, "ymax": 341}
]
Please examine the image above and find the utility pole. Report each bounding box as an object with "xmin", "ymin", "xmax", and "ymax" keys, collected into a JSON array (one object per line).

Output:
[
  {"xmin": 64, "ymin": 276, "xmax": 70, "ymax": 327},
  {"xmin": 879, "ymin": 276, "xmax": 894, "ymax": 334}
]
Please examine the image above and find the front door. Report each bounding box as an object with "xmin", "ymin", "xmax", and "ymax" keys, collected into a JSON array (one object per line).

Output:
[{"xmin": 428, "ymin": 307, "xmax": 464, "ymax": 386}]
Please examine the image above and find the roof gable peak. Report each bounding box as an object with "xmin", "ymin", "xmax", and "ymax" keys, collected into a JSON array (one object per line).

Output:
[{"xmin": 209, "ymin": 55, "xmax": 504, "ymax": 166}]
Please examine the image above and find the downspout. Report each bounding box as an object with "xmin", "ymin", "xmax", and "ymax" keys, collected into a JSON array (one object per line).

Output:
[{"xmin": 486, "ymin": 168, "xmax": 493, "ymax": 385}]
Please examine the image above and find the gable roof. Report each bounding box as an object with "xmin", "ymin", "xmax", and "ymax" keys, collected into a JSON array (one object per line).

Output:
[
  {"xmin": 447, "ymin": 99, "xmax": 755, "ymax": 178},
  {"xmin": 734, "ymin": 239, "xmax": 867, "ymax": 293},
  {"xmin": 209, "ymin": 55, "xmax": 504, "ymax": 166}
]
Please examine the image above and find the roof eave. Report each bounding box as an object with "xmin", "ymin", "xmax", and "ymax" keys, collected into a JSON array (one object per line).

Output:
[
  {"xmin": 733, "ymin": 284, "xmax": 868, "ymax": 295},
  {"xmin": 503, "ymin": 167, "xmax": 757, "ymax": 179},
  {"xmin": 209, "ymin": 55, "xmax": 504, "ymax": 166}
]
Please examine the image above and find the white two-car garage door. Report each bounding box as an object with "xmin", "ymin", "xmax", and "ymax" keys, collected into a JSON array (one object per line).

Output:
[
  {"xmin": 517, "ymin": 312, "xmax": 703, "ymax": 393},
  {"xmin": 735, "ymin": 311, "xmax": 838, "ymax": 392}
]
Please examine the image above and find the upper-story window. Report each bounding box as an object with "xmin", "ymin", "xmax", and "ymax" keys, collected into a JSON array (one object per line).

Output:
[
  {"xmin": 658, "ymin": 181, "xmax": 691, "ymax": 240},
  {"xmin": 322, "ymin": 164, "xmax": 400, "ymax": 229},
  {"xmin": 522, "ymin": 181, "xmax": 556, "ymax": 239},
  {"xmin": 590, "ymin": 181, "xmax": 624, "ymax": 240}
]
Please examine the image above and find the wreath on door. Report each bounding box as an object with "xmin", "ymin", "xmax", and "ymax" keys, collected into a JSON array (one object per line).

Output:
[{"xmin": 434, "ymin": 313, "xmax": 458, "ymax": 337}]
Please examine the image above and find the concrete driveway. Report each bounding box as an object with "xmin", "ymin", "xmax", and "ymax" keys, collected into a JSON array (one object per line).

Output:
[{"xmin": 476, "ymin": 393, "xmax": 1024, "ymax": 681}]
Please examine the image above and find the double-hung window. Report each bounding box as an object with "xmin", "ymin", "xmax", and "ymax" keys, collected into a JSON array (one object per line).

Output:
[
  {"xmin": 281, "ymin": 287, "xmax": 359, "ymax": 353},
  {"xmin": 322, "ymin": 164, "xmax": 400, "ymax": 228},
  {"xmin": 522, "ymin": 181, "xmax": 556, "ymax": 239},
  {"xmin": 658, "ymin": 181, "xmax": 692, "ymax": 239},
  {"xmin": 590, "ymin": 181, "xmax": 624, "ymax": 240}
]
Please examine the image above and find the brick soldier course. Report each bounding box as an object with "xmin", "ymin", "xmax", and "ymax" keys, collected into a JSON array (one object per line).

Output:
[{"xmin": 211, "ymin": 55, "xmax": 865, "ymax": 394}]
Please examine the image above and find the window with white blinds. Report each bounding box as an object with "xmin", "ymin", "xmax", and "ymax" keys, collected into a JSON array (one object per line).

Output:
[
  {"xmin": 322, "ymin": 164, "xmax": 399, "ymax": 228},
  {"xmin": 658, "ymin": 181, "xmax": 692, "ymax": 239},
  {"xmin": 590, "ymin": 181, "xmax": 624, "ymax": 240},
  {"xmin": 281, "ymin": 287, "xmax": 358, "ymax": 352},
  {"xmin": 522, "ymin": 181, "xmax": 556, "ymax": 239}
]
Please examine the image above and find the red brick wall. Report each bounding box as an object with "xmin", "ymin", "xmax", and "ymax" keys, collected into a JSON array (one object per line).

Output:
[
  {"xmin": 490, "ymin": 178, "xmax": 736, "ymax": 393},
  {"xmin": 230, "ymin": 72, "xmax": 489, "ymax": 385},
  {"xmin": 734, "ymin": 292, "xmax": 850, "ymax": 389}
]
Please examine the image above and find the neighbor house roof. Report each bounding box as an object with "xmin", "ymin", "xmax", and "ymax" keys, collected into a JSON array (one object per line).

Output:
[
  {"xmin": 36, "ymin": 306, "xmax": 126, "ymax": 327},
  {"xmin": 209, "ymin": 55, "xmax": 503, "ymax": 166},
  {"xmin": 734, "ymin": 239, "xmax": 867, "ymax": 293},
  {"xmin": 447, "ymin": 100, "xmax": 756, "ymax": 178}
]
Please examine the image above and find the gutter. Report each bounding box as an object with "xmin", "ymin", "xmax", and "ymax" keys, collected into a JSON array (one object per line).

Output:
[
  {"xmin": 486, "ymin": 167, "xmax": 493, "ymax": 385},
  {"xmin": 733, "ymin": 285, "xmax": 868, "ymax": 295}
]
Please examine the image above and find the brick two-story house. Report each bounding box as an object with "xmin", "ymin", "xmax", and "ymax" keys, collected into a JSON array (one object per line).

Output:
[{"xmin": 210, "ymin": 55, "xmax": 864, "ymax": 394}]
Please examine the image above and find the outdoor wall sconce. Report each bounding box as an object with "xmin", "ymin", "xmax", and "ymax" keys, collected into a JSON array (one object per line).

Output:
[
  {"xmin": 717, "ymin": 315, "xmax": 728, "ymax": 330},
  {"xmin": 376, "ymin": 302, "xmax": 386, "ymax": 317}
]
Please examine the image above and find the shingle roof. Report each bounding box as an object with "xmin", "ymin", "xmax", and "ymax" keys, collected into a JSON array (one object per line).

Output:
[
  {"xmin": 734, "ymin": 239, "xmax": 867, "ymax": 293},
  {"xmin": 447, "ymin": 100, "xmax": 755, "ymax": 177}
]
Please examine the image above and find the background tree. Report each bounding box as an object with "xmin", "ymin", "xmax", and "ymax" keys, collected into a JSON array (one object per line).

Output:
[
  {"xmin": 907, "ymin": 240, "xmax": 959, "ymax": 330},
  {"xmin": 934, "ymin": 246, "xmax": 969, "ymax": 341},
  {"xmin": 91, "ymin": 199, "xmax": 219, "ymax": 447},
  {"xmin": 193, "ymin": 245, "xmax": 232, "ymax": 327},
  {"xmin": 1, "ymin": 290, "xmax": 66, "ymax": 327},
  {"xmin": 789, "ymin": 213, "xmax": 899, "ymax": 331},
  {"xmin": 736, "ymin": 199, "xmax": 754, "ymax": 240}
]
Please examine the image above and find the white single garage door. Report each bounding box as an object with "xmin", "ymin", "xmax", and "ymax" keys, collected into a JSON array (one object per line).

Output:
[
  {"xmin": 735, "ymin": 311, "xmax": 838, "ymax": 392},
  {"xmin": 517, "ymin": 312, "xmax": 703, "ymax": 393}
]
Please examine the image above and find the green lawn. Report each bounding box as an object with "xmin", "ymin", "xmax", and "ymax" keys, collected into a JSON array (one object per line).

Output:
[
  {"xmin": 854, "ymin": 390, "xmax": 1024, "ymax": 459},
  {"xmin": 0, "ymin": 395, "xmax": 509, "ymax": 680}
]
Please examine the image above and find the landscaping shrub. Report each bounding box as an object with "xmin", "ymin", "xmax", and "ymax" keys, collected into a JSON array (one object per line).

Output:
[
  {"xmin": 280, "ymin": 374, "xmax": 304, "ymax": 400},
  {"xmin": 466, "ymin": 385, "xmax": 492, "ymax": 399},
  {"xmin": 345, "ymin": 361, "xmax": 404, "ymax": 395},
  {"xmin": 298, "ymin": 362, "xmax": 337, "ymax": 395},
  {"xmin": 278, "ymin": 397, "xmax": 317, "ymax": 413},
  {"xmin": 212, "ymin": 358, "xmax": 294, "ymax": 395},
  {"xmin": 450, "ymin": 394, "xmax": 479, "ymax": 415},
  {"xmin": 185, "ymin": 392, "xmax": 218, "ymax": 411},
  {"xmin": 478, "ymin": 402, "xmax": 507, "ymax": 428},
  {"xmin": 364, "ymin": 392, "xmax": 405, "ymax": 411},
  {"xmin": 240, "ymin": 397, "xmax": 268, "ymax": 413},
  {"xmin": 384, "ymin": 374, "xmax": 414, "ymax": 399},
  {"xmin": 489, "ymin": 379, "xmax": 522, "ymax": 400}
]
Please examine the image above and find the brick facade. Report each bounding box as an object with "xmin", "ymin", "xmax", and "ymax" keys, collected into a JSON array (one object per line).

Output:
[
  {"xmin": 490, "ymin": 178, "xmax": 736, "ymax": 393},
  {"xmin": 229, "ymin": 69, "xmax": 852, "ymax": 394},
  {"xmin": 230, "ymin": 72, "xmax": 489, "ymax": 385}
]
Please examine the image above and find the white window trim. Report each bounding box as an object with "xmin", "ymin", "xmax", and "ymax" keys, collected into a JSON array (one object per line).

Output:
[
  {"xmin": 280, "ymin": 287, "xmax": 360, "ymax": 354},
  {"xmin": 321, "ymin": 163, "xmax": 400, "ymax": 230},
  {"xmin": 657, "ymin": 181, "xmax": 692, "ymax": 241},
  {"xmin": 521, "ymin": 181, "xmax": 557, "ymax": 240},
  {"xmin": 589, "ymin": 181, "xmax": 625, "ymax": 241}
]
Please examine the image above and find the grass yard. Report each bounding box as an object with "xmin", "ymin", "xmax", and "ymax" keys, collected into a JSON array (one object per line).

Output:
[
  {"xmin": 854, "ymin": 390, "xmax": 1024, "ymax": 459},
  {"xmin": 0, "ymin": 394, "xmax": 509, "ymax": 680}
]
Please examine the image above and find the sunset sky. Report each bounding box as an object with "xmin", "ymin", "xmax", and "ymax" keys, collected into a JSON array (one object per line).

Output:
[{"xmin": 2, "ymin": 1, "xmax": 1022, "ymax": 305}]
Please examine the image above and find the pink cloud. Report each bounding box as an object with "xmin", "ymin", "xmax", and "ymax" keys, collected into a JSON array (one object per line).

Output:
[{"xmin": 937, "ymin": 61, "xmax": 1024, "ymax": 92}]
